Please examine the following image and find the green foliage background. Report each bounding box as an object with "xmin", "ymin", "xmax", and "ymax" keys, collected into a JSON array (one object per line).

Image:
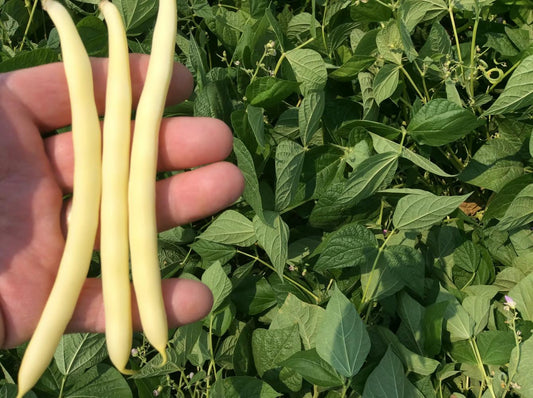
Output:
[{"xmin": 1, "ymin": 0, "xmax": 533, "ymax": 397}]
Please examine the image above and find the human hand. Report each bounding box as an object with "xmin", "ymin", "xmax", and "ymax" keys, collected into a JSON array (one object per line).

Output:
[{"xmin": 0, "ymin": 54, "xmax": 244, "ymax": 349}]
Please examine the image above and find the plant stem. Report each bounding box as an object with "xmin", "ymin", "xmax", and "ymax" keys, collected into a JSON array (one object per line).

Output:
[
  {"xmin": 438, "ymin": 146, "xmax": 463, "ymax": 172},
  {"xmin": 360, "ymin": 228, "xmax": 397, "ymax": 308},
  {"xmin": 250, "ymin": 50, "xmax": 268, "ymax": 83},
  {"xmin": 503, "ymin": 308, "xmax": 521, "ymax": 396},
  {"xmin": 469, "ymin": 337, "xmax": 497, "ymax": 398},
  {"xmin": 58, "ymin": 375, "xmax": 67, "ymax": 398},
  {"xmin": 448, "ymin": 1, "xmax": 465, "ymax": 78},
  {"xmin": 340, "ymin": 379, "xmax": 349, "ymax": 398},
  {"xmin": 374, "ymin": 0, "xmax": 393, "ymax": 8},
  {"xmin": 400, "ymin": 66, "xmax": 426, "ymax": 102},
  {"xmin": 398, "ymin": 126, "xmax": 407, "ymax": 153},
  {"xmin": 468, "ymin": 10, "xmax": 480, "ymax": 99},
  {"xmin": 205, "ymin": 315, "xmax": 217, "ymax": 392},
  {"xmin": 19, "ymin": 0, "xmax": 39, "ymax": 50},
  {"xmin": 236, "ymin": 249, "xmax": 320, "ymax": 303},
  {"xmin": 321, "ymin": 0, "xmax": 328, "ymax": 54},
  {"xmin": 414, "ymin": 61, "xmax": 430, "ymax": 100}
]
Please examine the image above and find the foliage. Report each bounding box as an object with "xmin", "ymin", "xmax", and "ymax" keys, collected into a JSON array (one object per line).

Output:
[{"xmin": 1, "ymin": 0, "xmax": 533, "ymax": 397}]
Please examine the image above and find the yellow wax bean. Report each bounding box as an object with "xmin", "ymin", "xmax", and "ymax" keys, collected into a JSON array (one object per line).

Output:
[
  {"xmin": 99, "ymin": 0, "xmax": 135, "ymax": 375},
  {"xmin": 16, "ymin": 0, "xmax": 102, "ymax": 396},
  {"xmin": 128, "ymin": 0, "xmax": 177, "ymax": 364}
]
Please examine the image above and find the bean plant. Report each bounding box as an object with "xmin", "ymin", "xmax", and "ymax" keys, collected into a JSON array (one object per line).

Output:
[{"xmin": 1, "ymin": 0, "xmax": 533, "ymax": 397}]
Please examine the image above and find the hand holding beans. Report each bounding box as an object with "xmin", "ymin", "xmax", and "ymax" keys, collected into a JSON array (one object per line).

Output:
[{"xmin": 0, "ymin": 3, "xmax": 244, "ymax": 395}]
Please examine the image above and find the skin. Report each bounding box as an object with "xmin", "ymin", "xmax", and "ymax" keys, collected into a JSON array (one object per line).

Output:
[{"xmin": 0, "ymin": 54, "xmax": 245, "ymax": 350}]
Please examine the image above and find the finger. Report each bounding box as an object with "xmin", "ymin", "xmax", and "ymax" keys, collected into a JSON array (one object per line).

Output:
[
  {"xmin": 5, "ymin": 54, "xmax": 193, "ymax": 132},
  {"xmin": 67, "ymin": 278, "xmax": 214, "ymax": 335},
  {"xmin": 60, "ymin": 161, "xmax": 245, "ymax": 238},
  {"xmin": 45, "ymin": 117, "xmax": 234, "ymax": 192},
  {"xmin": 154, "ymin": 161, "xmax": 245, "ymax": 231}
]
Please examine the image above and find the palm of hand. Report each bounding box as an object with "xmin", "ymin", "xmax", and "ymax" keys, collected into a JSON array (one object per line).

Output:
[
  {"xmin": 0, "ymin": 55, "xmax": 244, "ymax": 349},
  {"xmin": 0, "ymin": 85, "xmax": 64, "ymax": 348}
]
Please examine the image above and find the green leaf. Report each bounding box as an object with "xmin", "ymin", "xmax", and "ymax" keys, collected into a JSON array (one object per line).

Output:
[
  {"xmin": 270, "ymin": 294, "xmax": 325, "ymax": 350},
  {"xmin": 310, "ymin": 152, "xmax": 398, "ymax": 228},
  {"xmin": 508, "ymin": 272, "xmax": 533, "ymax": 321},
  {"xmin": 281, "ymin": 349, "xmax": 344, "ymax": 388},
  {"xmin": 232, "ymin": 276, "xmax": 277, "ymax": 315},
  {"xmin": 484, "ymin": 175, "xmax": 533, "ymax": 221},
  {"xmin": 451, "ymin": 331, "xmax": 515, "ymax": 366},
  {"xmin": 444, "ymin": 299, "xmax": 475, "ymax": 342},
  {"xmin": 460, "ymin": 136, "xmax": 526, "ymax": 192},
  {"xmin": 361, "ymin": 252, "xmax": 404, "ymax": 303},
  {"xmin": 169, "ymin": 322, "xmax": 203, "ymax": 367},
  {"xmin": 252, "ymin": 325, "xmax": 301, "ymax": 377},
  {"xmin": 315, "ymin": 288, "xmax": 371, "ymax": 377},
  {"xmin": 329, "ymin": 54, "xmax": 375, "ymax": 81},
  {"xmin": 293, "ymin": 144, "xmax": 345, "ymax": 203},
  {"xmin": 113, "ymin": 0, "xmax": 157, "ymax": 35},
  {"xmin": 462, "ymin": 295, "xmax": 491, "ymax": 336},
  {"xmin": 246, "ymin": 77, "xmax": 300, "ymax": 108},
  {"xmin": 362, "ymin": 346, "xmax": 408, "ymax": 398},
  {"xmin": 275, "ymin": 140, "xmax": 305, "ymax": 211},
  {"xmin": 54, "ymin": 333, "xmax": 107, "ymax": 376},
  {"xmin": 484, "ymin": 54, "xmax": 533, "ymax": 115},
  {"xmin": 393, "ymin": 191, "xmax": 471, "ymax": 230},
  {"xmin": 455, "ymin": 0, "xmax": 495, "ymax": 11},
  {"xmin": 287, "ymin": 12, "xmax": 319, "ymax": 42},
  {"xmin": 419, "ymin": 22, "xmax": 451, "ymax": 60},
  {"xmin": 407, "ymin": 99, "xmax": 483, "ymax": 146},
  {"xmin": 77, "ymin": 16, "xmax": 107, "ymax": 57},
  {"xmin": 398, "ymin": 19, "xmax": 418, "ymax": 62},
  {"xmin": 299, "ymin": 90, "xmax": 325, "ymax": 145},
  {"xmin": 253, "ymin": 211, "xmax": 290, "ymax": 279},
  {"xmin": 373, "ymin": 326, "xmax": 440, "ymax": 376},
  {"xmin": 233, "ymin": 138, "xmax": 264, "ymax": 219},
  {"xmin": 423, "ymin": 300, "xmax": 449, "ymax": 357},
  {"xmin": 0, "ymin": 384, "xmax": 24, "ymax": 398},
  {"xmin": 201, "ymin": 262, "xmax": 233, "ymax": 312},
  {"xmin": 454, "ymin": 240, "xmax": 481, "ymax": 273},
  {"xmin": 0, "ymin": 48, "xmax": 57, "ymax": 73},
  {"xmin": 247, "ymin": 105, "xmax": 266, "ymax": 147},
  {"xmin": 370, "ymin": 133, "xmax": 456, "ymax": 177},
  {"xmin": 397, "ymin": 292, "xmax": 425, "ymax": 355},
  {"xmin": 190, "ymin": 240, "xmax": 237, "ymax": 265},
  {"xmin": 361, "ymin": 245, "xmax": 425, "ymax": 303},
  {"xmin": 198, "ymin": 210, "xmax": 256, "ymax": 247},
  {"xmin": 209, "ymin": 303, "xmax": 236, "ymax": 336},
  {"xmin": 497, "ymin": 184, "xmax": 533, "ymax": 231},
  {"xmin": 494, "ymin": 267, "xmax": 527, "ymax": 291},
  {"xmin": 265, "ymin": 7, "xmax": 286, "ymax": 51},
  {"xmin": 64, "ymin": 364, "xmax": 132, "ymax": 398},
  {"xmin": 212, "ymin": 376, "xmax": 281, "ymax": 398},
  {"xmin": 194, "ymin": 80, "xmax": 234, "ymax": 124},
  {"xmin": 341, "ymin": 120, "xmax": 402, "ymax": 140},
  {"xmin": 249, "ymin": 0, "xmax": 269, "ymax": 19},
  {"xmin": 350, "ymin": 1, "xmax": 392, "ymax": 22},
  {"xmin": 373, "ymin": 64, "xmax": 400, "ymax": 105},
  {"xmin": 314, "ymin": 222, "xmax": 378, "ymax": 271},
  {"xmin": 530, "ymin": 129, "xmax": 533, "ymax": 158},
  {"xmin": 232, "ymin": 322, "xmax": 255, "ymax": 376},
  {"xmin": 376, "ymin": 20, "xmax": 403, "ymax": 65},
  {"xmin": 189, "ymin": 33, "xmax": 207, "ymax": 88},
  {"xmin": 285, "ymin": 48, "xmax": 328, "ymax": 95},
  {"xmin": 400, "ymin": 0, "xmax": 447, "ymax": 32}
]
